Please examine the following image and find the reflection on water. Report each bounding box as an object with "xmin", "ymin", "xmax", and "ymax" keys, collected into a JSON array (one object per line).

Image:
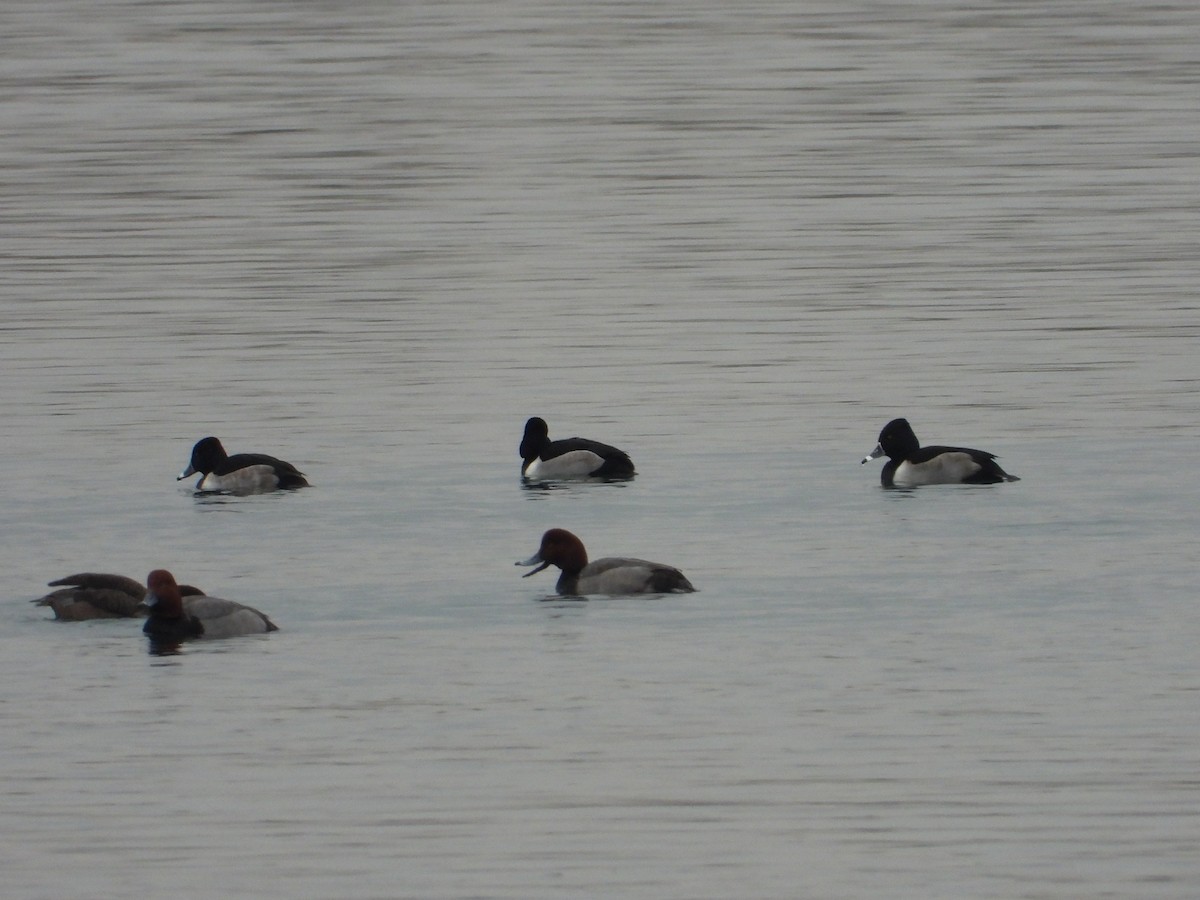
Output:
[
  {"xmin": 146, "ymin": 638, "xmax": 185, "ymax": 658},
  {"xmin": 519, "ymin": 476, "xmax": 636, "ymax": 494},
  {"xmin": 2, "ymin": 0, "xmax": 1199, "ymax": 898}
]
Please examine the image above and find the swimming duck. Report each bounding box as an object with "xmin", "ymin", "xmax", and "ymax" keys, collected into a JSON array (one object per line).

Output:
[
  {"xmin": 179, "ymin": 436, "xmax": 309, "ymax": 493},
  {"xmin": 517, "ymin": 528, "xmax": 695, "ymax": 596},
  {"xmin": 862, "ymin": 418, "xmax": 1020, "ymax": 487},
  {"xmin": 141, "ymin": 569, "xmax": 278, "ymax": 641},
  {"xmin": 519, "ymin": 417, "xmax": 635, "ymax": 480},
  {"xmin": 33, "ymin": 572, "xmax": 204, "ymax": 621}
]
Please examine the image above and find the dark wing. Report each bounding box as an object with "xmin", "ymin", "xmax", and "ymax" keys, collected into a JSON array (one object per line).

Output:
[
  {"xmin": 218, "ymin": 452, "xmax": 309, "ymax": 487},
  {"xmin": 47, "ymin": 573, "xmax": 145, "ymax": 597},
  {"xmin": 913, "ymin": 444, "xmax": 1016, "ymax": 483},
  {"xmin": 908, "ymin": 444, "xmax": 995, "ymax": 464},
  {"xmin": 545, "ymin": 437, "xmax": 635, "ymax": 475}
]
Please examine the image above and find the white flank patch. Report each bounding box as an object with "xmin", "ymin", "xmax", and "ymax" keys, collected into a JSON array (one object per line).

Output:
[
  {"xmin": 893, "ymin": 453, "xmax": 981, "ymax": 486},
  {"xmin": 525, "ymin": 450, "xmax": 604, "ymax": 479},
  {"xmin": 199, "ymin": 465, "xmax": 279, "ymax": 493}
]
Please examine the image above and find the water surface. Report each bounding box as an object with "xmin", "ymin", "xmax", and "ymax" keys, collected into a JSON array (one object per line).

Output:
[{"xmin": 2, "ymin": 1, "xmax": 1198, "ymax": 897}]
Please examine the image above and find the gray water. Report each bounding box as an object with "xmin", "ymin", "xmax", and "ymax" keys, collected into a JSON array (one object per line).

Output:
[{"xmin": 2, "ymin": 1, "xmax": 1198, "ymax": 897}]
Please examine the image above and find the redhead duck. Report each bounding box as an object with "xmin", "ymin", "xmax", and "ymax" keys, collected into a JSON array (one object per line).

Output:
[
  {"xmin": 517, "ymin": 528, "xmax": 695, "ymax": 596},
  {"xmin": 519, "ymin": 417, "xmax": 635, "ymax": 480},
  {"xmin": 141, "ymin": 569, "xmax": 278, "ymax": 641},
  {"xmin": 33, "ymin": 572, "xmax": 204, "ymax": 621},
  {"xmin": 862, "ymin": 418, "xmax": 1020, "ymax": 487},
  {"xmin": 179, "ymin": 436, "xmax": 309, "ymax": 493}
]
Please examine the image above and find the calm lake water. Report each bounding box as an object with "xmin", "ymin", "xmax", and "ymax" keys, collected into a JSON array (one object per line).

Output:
[{"xmin": 3, "ymin": 1, "xmax": 1198, "ymax": 897}]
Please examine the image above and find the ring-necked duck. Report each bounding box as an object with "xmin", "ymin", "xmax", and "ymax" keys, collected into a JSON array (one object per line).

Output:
[
  {"xmin": 862, "ymin": 418, "xmax": 1019, "ymax": 486},
  {"xmin": 519, "ymin": 417, "xmax": 635, "ymax": 480},
  {"xmin": 179, "ymin": 436, "xmax": 309, "ymax": 493}
]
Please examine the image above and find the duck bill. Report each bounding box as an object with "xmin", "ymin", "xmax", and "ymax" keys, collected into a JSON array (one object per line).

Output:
[
  {"xmin": 516, "ymin": 554, "xmax": 550, "ymax": 577},
  {"xmin": 140, "ymin": 591, "xmax": 160, "ymax": 610},
  {"xmin": 861, "ymin": 443, "xmax": 884, "ymax": 464},
  {"xmin": 177, "ymin": 464, "xmax": 197, "ymax": 481}
]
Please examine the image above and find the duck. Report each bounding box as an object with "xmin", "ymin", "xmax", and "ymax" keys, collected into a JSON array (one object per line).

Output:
[
  {"xmin": 519, "ymin": 417, "xmax": 635, "ymax": 480},
  {"xmin": 33, "ymin": 572, "xmax": 204, "ymax": 621},
  {"xmin": 141, "ymin": 569, "xmax": 278, "ymax": 641},
  {"xmin": 862, "ymin": 418, "xmax": 1020, "ymax": 487},
  {"xmin": 516, "ymin": 528, "xmax": 695, "ymax": 596},
  {"xmin": 179, "ymin": 436, "xmax": 309, "ymax": 493}
]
